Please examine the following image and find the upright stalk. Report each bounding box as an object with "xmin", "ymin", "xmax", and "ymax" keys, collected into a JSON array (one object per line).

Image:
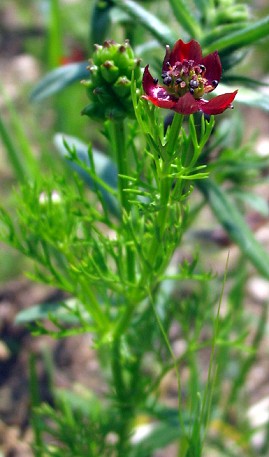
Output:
[
  {"xmin": 142, "ymin": 113, "xmax": 183, "ymax": 283},
  {"xmin": 109, "ymin": 119, "xmax": 135, "ymax": 283},
  {"xmin": 112, "ymin": 339, "xmax": 133, "ymax": 456},
  {"xmin": 109, "ymin": 119, "xmax": 137, "ymax": 454}
]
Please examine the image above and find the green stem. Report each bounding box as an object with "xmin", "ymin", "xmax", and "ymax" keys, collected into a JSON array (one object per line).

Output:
[
  {"xmin": 113, "ymin": 301, "xmax": 136, "ymax": 340},
  {"xmin": 165, "ymin": 113, "xmax": 183, "ymax": 157},
  {"xmin": 112, "ymin": 112, "xmax": 184, "ymax": 396},
  {"xmin": 146, "ymin": 170, "xmax": 171, "ymax": 271},
  {"xmin": 110, "ymin": 120, "xmax": 135, "ymax": 283},
  {"xmin": 119, "ymin": 173, "xmax": 171, "ymax": 333},
  {"xmin": 142, "ymin": 115, "xmax": 184, "ymax": 281},
  {"xmin": 112, "ymin": 338, "xmax": 133, "ymax": 455},
  {"xmin": 110, "ymin": 120, "xmax": 130, "ymax": 212},
  {"xmin": 109, "ymin": 120, "xmax": 137, "ymax": 454}
]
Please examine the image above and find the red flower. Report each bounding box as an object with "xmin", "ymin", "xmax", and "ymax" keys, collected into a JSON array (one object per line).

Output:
[{"xmin": 142, "ymin": 39, "xmax": 237, "ymax": 115}]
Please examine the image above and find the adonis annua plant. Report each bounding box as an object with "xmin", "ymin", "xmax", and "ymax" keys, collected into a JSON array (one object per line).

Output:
[{"xmin": 1, "ymin": 1, "xmax": 269, "ymax": 454}]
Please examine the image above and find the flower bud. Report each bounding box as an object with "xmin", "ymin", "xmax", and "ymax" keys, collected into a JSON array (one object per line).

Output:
[
  {"xmin": 100, "ymin": 61, "xmax": 120, "ymax": 84},
  {"xmin": 82, "ymin": 39, "xmax": 142, "ymax": 120},
  {"xmin": 113, "ymin": 76, "xmax": 131, "ymax": 98}
]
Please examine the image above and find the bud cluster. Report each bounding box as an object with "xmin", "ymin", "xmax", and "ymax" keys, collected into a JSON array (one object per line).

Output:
[{"xmin": 82, "ymin": 40, "xmax": 141, "ymax": 120}]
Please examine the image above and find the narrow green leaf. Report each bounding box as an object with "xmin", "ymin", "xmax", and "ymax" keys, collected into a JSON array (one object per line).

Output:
[
  {"xmin": 15, "ymin": 302, "xmax": 69, "ymax": 324},
  {"xmin": 90, "ymin": 0, "xmax": 113, "ymax": 46},
  {"xmin": 201, "ymin": 23, "xmax": 246, "ymax": 48},
  {"xmin": 15, "ymin": 299, "xmax": 86, "ymax": 325},
  {"xmin": 113, "ymin": 0, "xmax": 176, "ymax": 47},
  {"xmin": 192, "ymin": 0, "xmax": 208, "ymax": 19},
  {"xmin": 0, "ymin": 114, "xmax": 27, "ymax": 180},
  {"xmin": 30, "ymin": 62, "xmax": 89, "ymax": 101},
  {"xmin": 47, "ymin": 0, "xmax": 62, "ymax": 68},
  {"xmin": 168, "ymin": 0, "xmax": 201, "ymax": 38},
  {"xmin": 204, "ymin": 15, "xmax": 269, "ymax": 54},
  {"xmin": 198, "ymin": 180, "xmax": 269, "ymax": 279},
  {"xmin": 228, "ymin": 306, "xmax": 267, "ymax": 405},
  {"xmin": 54, "ymin": 133, "xmax": 119, "ymax": 216},
  {"xmin": 0, "ymin": 85, "xmax": 38, "ymax": 179}
]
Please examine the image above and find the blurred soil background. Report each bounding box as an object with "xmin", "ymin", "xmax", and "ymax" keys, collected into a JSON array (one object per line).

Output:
[{"xmin": 1, "ymin": 1, "xmax": 269, "ymax": 456}]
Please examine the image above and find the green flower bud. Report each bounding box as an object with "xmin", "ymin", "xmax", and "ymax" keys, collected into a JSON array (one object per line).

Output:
[
  {"xmin": 82, "ymin": 39, "xmax": 142, "ymax": 121},
  {"xmin": 100, "ymin": 60, "xmax": 120, "ymax": 84},
  {"xmin": 113, "ymin": 76, "xmax": 131, "ymax": 98}
]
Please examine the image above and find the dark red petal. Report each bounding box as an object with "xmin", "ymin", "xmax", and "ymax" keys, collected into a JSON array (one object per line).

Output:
[
  {"xmin": 142, "ymin": 65, "xmax": 177, "ymax": 108},
  {"xmin": 162, "ymin": 45, "xmax": 172, "ymax": 72},
  {"xmin": 142, "ymin": 94, "xmax": 176, "ymax": 109},
  {"xmin": 142, "ymin": 65, "xmax": 155, "ymax": 95},
  {"xmin": 199, "ymin": 91, "xmax": 238, "ymax": 115},
  {"xmin": 172, "ymin": 92, "xmax": 201, "ymax": 115},
  {"xmin": 169, "ymin": 39, "xmax": 202, "ymax": 65},
  {"xmin": 142, "ymin": 65, "xmax": 177, "ymax": 107},
  {"xmin": 201, "ymin": 51, "xmax": 222, "ymax": 86}
]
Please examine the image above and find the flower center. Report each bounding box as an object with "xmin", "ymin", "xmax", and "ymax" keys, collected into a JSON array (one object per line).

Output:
[{"xmin": 161, "ymin": 59, "xmax": 218, "ymax": 100}]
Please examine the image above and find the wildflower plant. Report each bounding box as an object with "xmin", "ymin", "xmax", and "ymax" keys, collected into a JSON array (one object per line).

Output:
[{"xmin": 1, "ymin": 1, "xmax": 269, "ymax": 456}]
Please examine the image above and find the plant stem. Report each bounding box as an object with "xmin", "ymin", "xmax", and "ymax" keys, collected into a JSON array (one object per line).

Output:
[
  {"xmin": 112, "ymin": 338, "xmax": 133, "ymax": 456},
  {"xmin": 142, "ymin": 114, "xmax": 184, "ymax": 282},
  {"xmin": 166, "ymin": 113, "xmax": 183, "ymax": 157},
  {"xmin": 109, "ymin": 119, "xmax": 137, "ymax": 454},
  {"xmin": 110, "ymin": 120, "xmax": 130, "ymax": 212},
  {"xmin": 109, "ymin": 119, "xmax": 135, "ymax": 283}
]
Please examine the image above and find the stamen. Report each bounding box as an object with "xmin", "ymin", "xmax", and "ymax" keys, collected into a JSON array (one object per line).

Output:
[
  {"xmin": 189, "ymin": 80, "xmax": 199, "ymax": 89},
  {"xmin": 161, "ymin": 72, "xmax": 167, "ymax": 79},
  {"xmin": 199, "ymin": 64, "xmax": 206, "ymax": 72},
  {"xmin": 163, "ymin": 75, "xmax": 172, "ymax": 85},
  {"xmin": 212, "ymin": 80, "xmax": 219, "ymax": 87},
  {"xmin": 153, "ymin": 78, "xmax": 158, "ymax": 84},
  {"xmin": 189, "ymin": 88, "xmax": 195, "ymax": 95}
]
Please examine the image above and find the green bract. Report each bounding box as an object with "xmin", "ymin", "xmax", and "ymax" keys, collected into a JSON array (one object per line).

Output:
[{"xmin": 82, "ymin": 39, "xmax": 142, "ymax": 120}]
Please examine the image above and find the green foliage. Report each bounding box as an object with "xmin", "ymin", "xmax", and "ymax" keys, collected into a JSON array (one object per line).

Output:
[{"xmin": 1, "ymin": 0, "xmax": 269, "ymax": 456}]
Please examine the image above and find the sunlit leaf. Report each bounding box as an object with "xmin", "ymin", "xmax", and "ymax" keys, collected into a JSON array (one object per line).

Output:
[
  {"xmin": 204, "ymin": 15, "xmax": 269, "ymax": 55},
  {"xmin": 30, "ymin": 62, "xmax": 89, "ymax": 101},
  {"xmin": 168, "ymin": 0, "xmax": 202, "ymax": 38},
  {"xmin": 90, "ymin": 0, "xmax": 113, "ymax": 46},
  {"xmin": 15, "ymin": 300, "xmax": 78, "ymax": 324},
  {"xmin": 113, "ymin": 0, "xmax": 176, "ymax": 47}
]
